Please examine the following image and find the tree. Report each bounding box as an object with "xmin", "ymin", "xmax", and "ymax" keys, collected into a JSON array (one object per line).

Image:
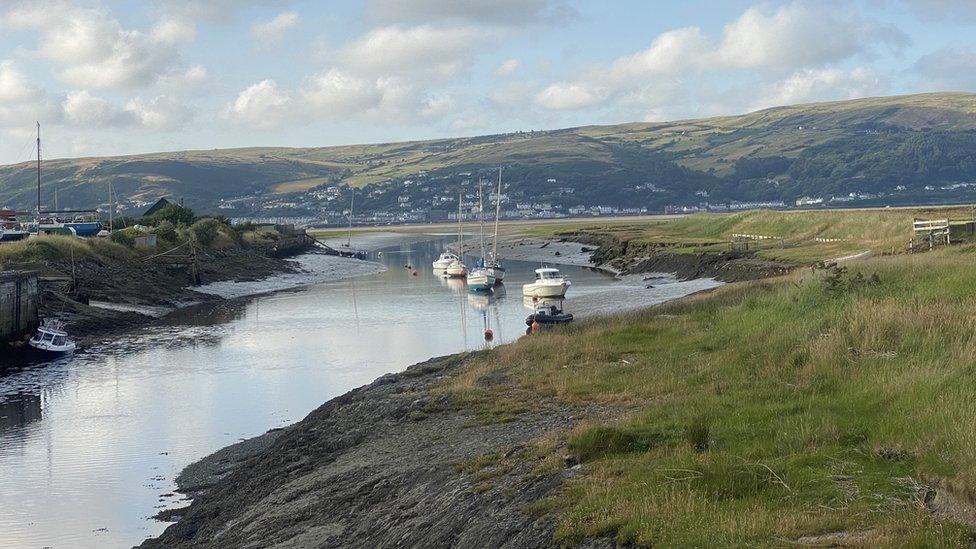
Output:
[{"xmin": 149, "ymin": 204, "xmax": 195, "ymax": 226}]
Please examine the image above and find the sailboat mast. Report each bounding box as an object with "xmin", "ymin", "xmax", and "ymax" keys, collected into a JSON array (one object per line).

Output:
[
  {"xmin": 478, "ymin": 178, "xmax": 486, "ymax": 259},
  {"xmin": 492, "ymin": 167, "xmax": 502, "ymax": 259},
  {"xmin": 347, "ymin": 187, "xmax": 354, "ymax": 247},
  {"xmin": 457, "ymin": 188, "xmax": 463, "ymax": 255},
  {"xmin": 36, "ymin": 122, "xmax": 41, "ymax": 220}
]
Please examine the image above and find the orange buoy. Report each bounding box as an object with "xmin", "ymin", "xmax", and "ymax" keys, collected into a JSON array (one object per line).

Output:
[
  {"xmin": 531, "ymin": 321, "xmax": 541, "ymax": 333},
  {"xmin": 484, "ymin": 328, "xmax": 494, "ymax": 341}
]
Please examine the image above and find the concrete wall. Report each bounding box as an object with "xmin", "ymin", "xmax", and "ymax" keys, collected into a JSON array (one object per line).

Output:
[{"xmin": 0, "ymin": 271, "xmax": 39, "ymax": 343}]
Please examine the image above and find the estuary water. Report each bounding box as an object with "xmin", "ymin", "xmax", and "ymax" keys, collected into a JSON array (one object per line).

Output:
[{"xmin": 0, "ymin": 236, "xmax": 720, "ymax": 548}]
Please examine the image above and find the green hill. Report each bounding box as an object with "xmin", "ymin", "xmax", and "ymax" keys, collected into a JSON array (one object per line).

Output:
[{"xmin": 1, "ymin": 92, "xmax": 974, "ymax": 216}]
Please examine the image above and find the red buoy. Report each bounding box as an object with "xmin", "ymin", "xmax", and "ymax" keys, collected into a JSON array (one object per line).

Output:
[
  {"xmin": 531, "ymin": 321, "xmax": 541, "ymax": 333},
  {"xmin": 484, "ymin": 329, "xmax": 494, "ymax": 341}
]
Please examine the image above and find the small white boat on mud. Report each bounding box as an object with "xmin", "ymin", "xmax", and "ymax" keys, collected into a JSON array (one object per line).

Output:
[
  {"xmin": 432, "ymin": 251, "xmax": 460, "ymax": 270},
  {"xmin": 28, "ymin": 320, "xmax": 76, "ymax": 354},
  {"xmin": 522, "ymin": 267, "xmax": 571, "ymax": 298}
]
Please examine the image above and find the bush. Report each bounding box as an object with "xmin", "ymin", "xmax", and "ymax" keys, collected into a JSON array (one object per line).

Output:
[
  {"xmin": 148, "ymin": 203, "xmax": 195, "ymax": 226},
  {"xmin": 190, "ymin": 218, "xmax": 221, "ymax": 246},
  {"xmin": 152, "ymin": 220, "xmax": 177, "ymax": 242},
  {"xmin": 109, "ymin": 230, "xmax": 135, "ymax": 247}
]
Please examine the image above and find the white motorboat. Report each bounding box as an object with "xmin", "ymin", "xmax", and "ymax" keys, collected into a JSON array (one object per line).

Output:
[
  {"xmin": 466, "ymin": 266, "xmax": 496, "ymax": 292},
  {"xmin": 522, "ymin": 267, "xmax": 571, "ymax": 298},
  {"xmin": 432, "ymin": 251, "xmax": 460, "ymax": 269},
  {"xmin": 28, "ymin": 320, "xmax": 76, "ymax": 354}
]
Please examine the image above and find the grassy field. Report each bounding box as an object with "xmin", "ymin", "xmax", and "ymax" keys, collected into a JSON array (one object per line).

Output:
[
  {"xmin": 527, "ymin": 206, "xmax": 976, "ymax": 263},
  {"xmin": 446, "ymin": 245, "xmax": 976, "ymax": 545}
]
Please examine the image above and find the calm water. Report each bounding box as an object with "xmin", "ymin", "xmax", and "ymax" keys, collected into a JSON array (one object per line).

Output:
[{"xmin": 0, "ymin": 237, "xmax": 720, "ymax": 548}]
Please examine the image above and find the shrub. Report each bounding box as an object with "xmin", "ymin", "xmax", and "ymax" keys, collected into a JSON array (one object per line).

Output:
[
  {"xmin": 153, "ymin": 220, "xmax": 177, "ymax": 242},
  {"xmin": 148, "ymin": 203, "xmax": 195, "ymax": 226},
  {"xmin": 190, "ymin": 218, "xmax": 221, "ymax": 246},
  {"xmin": 109, "ymin": 230, "xmax": 135, "ymax": 247}
]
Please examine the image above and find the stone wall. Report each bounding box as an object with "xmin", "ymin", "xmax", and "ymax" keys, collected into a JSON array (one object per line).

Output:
[{"xmin": 0, "ymin": 271, "xmax": 39, "ymax": 344}]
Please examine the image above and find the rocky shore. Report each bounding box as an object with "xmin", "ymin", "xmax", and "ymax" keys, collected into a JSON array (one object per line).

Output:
[{"xmin": 142, "ymin": 353, "xmax": 613, "ymax": 548}]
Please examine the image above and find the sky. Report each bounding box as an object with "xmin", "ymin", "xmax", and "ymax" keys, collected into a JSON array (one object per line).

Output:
[{"xmin": 0, "ymin": 0, "xmax": 974, "ymax": 164}]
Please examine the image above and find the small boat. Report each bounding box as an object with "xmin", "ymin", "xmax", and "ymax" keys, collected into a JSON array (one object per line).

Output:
[
  {"xmin": 28, "ymin": 320, "xmax": 77, "ymax": 354},
  {"xmin": 522, "ymin": 267, "xmax": 571, "ymax": 298},
  {"xmin": 432, "ymin": 251, "xmax": 460, "ymax": 269},
  {"xmin": 526, "ymin": 304, "xmax": 574, "ymax": 326},
  {"xmin": 62, "ymin": 215, "xmax": 103, "ymax": 237},
  {"xmin": 445, "ymin": 259, "xmax": 467, "ymax": 278},
  {"xmin": 0, "ymin": 227, "xmax": 29, "ymax": 242},
  {"xmin": 466, "ymin": 264, "xmax": 496, "ymax": 292}
]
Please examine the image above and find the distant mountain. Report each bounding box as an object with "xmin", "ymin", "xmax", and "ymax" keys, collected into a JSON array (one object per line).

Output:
[{"xmin": 1, "ymin": 92, "xmax": 975, "ymax": 218}]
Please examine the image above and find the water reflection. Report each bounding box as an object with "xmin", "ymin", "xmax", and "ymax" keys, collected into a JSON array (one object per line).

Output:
[{"xmin": 0, "ymin": 392, "xmax": 43, "ymax": 433}]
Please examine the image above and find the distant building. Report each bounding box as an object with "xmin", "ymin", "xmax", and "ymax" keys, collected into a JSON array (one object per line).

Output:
[{"xmin": 142, "ymin": 197, "xmax": 172, "ymax": 217}]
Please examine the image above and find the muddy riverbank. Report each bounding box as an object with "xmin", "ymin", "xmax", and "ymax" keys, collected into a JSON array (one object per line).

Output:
[{"xmin": 143, "ymin": 353, "xmax": 615, "ymax": 549}]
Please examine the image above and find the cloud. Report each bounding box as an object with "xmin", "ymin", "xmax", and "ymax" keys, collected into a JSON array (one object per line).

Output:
[
  {"xmin": 125, "ymin": 95, "xmax": 194, "ymax": 130},
  {"xmin": 157, "ymin": 64, "xmax": 209, "ymax": 93},
  {"xmin": 715, "ymin": 2, "xmax": 906, "ymax": 70},
  {"xmin": 534, "ymin": 0, "xmax": 906, "ymax": 113},
  {"xmin": 493, "ymin": 59, "xmax": 521, "ymax": 77},
  {"xmin": 752, "ymin": 67, "xmax": 886, "ymax": 110},
  {"xmin": 222, "ymin": 79, "xmax": 293, "ymax": 128},
  {"xmin": 250, "ymin": 11, "xmax": 300, "ymax": 48},
  {"xmin": 364, "ymin": 0, "xmax": 574, "ymax": 26},
  {"xmin": 534, "ymin": 83, "xmax": 607, "ymax": 110},
  {"xmin": 0, "ymin": 60, "xmax": 38, "ymax": 103},
  {"xmin": 337, "ymin": 24, "xmax": 502, "ymax": 79},
  {"xmin": 2, "ymin": 2, "xmax": 195, "ymax": 89},
  {"xmin": 911, "ymin": 47, "xmax": 976, "ymax": 90},
  {"xmin": 61, "ymin": 90, "xmax": 134, "ymax": 127}
]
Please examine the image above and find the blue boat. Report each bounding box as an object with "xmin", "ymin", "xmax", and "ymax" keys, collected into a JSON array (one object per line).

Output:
[{"xmin": 62, "ymin": 220, "xmax": 103, "ymax": 237}]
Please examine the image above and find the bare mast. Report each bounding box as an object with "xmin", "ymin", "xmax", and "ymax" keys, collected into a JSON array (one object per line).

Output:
[
  {"xmin": 492, "ymin": 168, "xmax": 502, "ymax": 260},
  {"xmin": 347, "ymin": 187, "xmax": 354, "ymax": 247},
  {"xmin": 36, "ymin": 122, "xmax": 41, "ymax": 223}
]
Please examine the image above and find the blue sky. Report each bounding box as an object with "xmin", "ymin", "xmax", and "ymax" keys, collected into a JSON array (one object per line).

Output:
[{"xmin": 0, "ymin": 0, "xmax": 974, "ymax": 163}]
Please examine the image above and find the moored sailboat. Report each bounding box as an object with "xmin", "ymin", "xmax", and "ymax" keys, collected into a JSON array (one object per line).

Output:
[
  {"xmin": 466, "ymin": 179, "xmax": 495, "ymax": 292},
  {"xmin": 485, "ymin": 167, "xmax": 505, "ymax": 284}
]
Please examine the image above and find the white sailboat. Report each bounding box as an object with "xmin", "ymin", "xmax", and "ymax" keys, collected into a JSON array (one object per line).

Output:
[
  {"xmin": 445, "ymin": 189, "xmax": 467, "ymax": 278},
  {"xmin": 466, "ymin": 179, "xmax": 496, "ymax": 292},
  {"xmin": 485, "ymin": 167, "xmax": 505, "ymax": 284}
]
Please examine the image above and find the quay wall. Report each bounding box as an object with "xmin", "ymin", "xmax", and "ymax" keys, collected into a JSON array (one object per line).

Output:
[{"xmin": 0, "ymin": 271, "xmax": 39, "ymax": 344}]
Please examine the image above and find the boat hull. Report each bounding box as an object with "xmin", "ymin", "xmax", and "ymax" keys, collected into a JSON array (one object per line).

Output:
[
  {"xmin": 522, "ymin": 281, "xmax": 570, "ymax": 298},
  {"xmin": 466, "ymin": 270, "xmax": 496, "ymax": 292},
  {"xmin": 486, "ymin": 265, "xmax": 505, "ymax": 283},
  {"xmin": 445, "ymin": 262, "xmax": 467, "ymax": 277},
  {"xmin": 63, "ymin": 222, "xmax": 103, "ymax": 237},
  {"xmin": 0, "ymin": 230, "xmax": 29, "ymax": 242}
]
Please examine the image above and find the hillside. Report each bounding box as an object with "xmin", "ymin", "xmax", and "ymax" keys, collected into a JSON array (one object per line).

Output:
[{"xmin": 0, "ymin": 92, "xmax": 974, "ymax": 218}]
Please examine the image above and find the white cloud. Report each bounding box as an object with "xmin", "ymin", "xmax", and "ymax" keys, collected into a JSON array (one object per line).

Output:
[
  {"xmin": 534, "ymin": 0, "xmax": 906, "ymax": 113},
  {"xmin": 222, "ymin": 79, "xmax": 293, "ymax": 128},
  {"xmin": 300, "ymin": 69, "xmax": 382, "ymax": 115},
  {"xmin": 61, "ymin": 90, "xmax": 133, "ymax": 127},
  {"xmin": 158, "ymin": 64, "xmax": 208, "ymax": 93},
  {"xmin": 715, "ymin": 2, "xmax": 906, "ymax": 70},
  {"xmin": 125, "ymin": 95, "xmax": 193, "ymax": 130},
  {"xmin": 2, "ymin": 2, "xmax": 194, "ymax": 89},
  {"xmin": 159, "ymin": 0, "xmax": 293, "ymax": 23},
  {"xmin": 0, "ymin": 60, "xmax": 37, "ymax": 103},
  {"xmin": 250, "ymin": 11, "xmax": 300, "ymax": 48},
  {"xmin": 337, "ymin": 24, "xmax": 502, "ymax": 79},
  {"xmin": 535, "ymin": 83, "xmax": 607, "ymax": 110},
  {"xmin": 752, "ymin": 67, "xmax": 886, "ymax": 110},
  {"xmin": 493, "ymin": 59, "xmax": 521, "ymax": 77}
]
